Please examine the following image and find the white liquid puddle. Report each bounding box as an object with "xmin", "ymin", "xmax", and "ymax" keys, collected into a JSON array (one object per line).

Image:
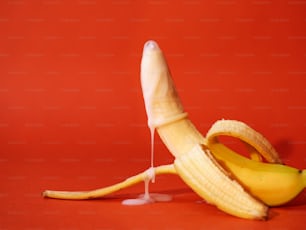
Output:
[{"xmin": 122, "ymin": 193, "xmax": 172, "ymax": 206}]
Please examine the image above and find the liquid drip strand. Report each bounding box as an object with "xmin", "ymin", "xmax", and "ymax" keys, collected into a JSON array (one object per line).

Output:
[
  {"xmin": 122, "ymin": 117, "xmax": 172, "ymax": 206},
  {"xmin": 150, "ymin": 126, "xmax": 155, "ymax": 180}
]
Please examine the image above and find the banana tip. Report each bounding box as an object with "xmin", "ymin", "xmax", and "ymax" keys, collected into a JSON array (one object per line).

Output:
[{"xmin": 144, "ymin": 40, "xmax": 159, "ymax": 52}]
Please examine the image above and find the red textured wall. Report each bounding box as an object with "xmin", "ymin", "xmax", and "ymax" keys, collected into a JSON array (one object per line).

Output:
[{"xmin": 0, "ymin": 1, "xmax": 305, "ymax": 229}]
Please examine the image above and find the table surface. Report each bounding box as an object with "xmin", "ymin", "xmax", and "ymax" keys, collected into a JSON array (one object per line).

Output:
[{"xmin": 0, "ymin": 1, "xmax": 306, "ymax": 229}]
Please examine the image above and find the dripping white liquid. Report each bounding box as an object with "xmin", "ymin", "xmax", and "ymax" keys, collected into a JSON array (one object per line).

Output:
[
  {"xmin": 121, "ymin": 133, "xmax": 172, "ymax": 206},
  {"xmin": 149, "ymin": 125, "xmax": 155, "ymax": 182},
  {"xmin": 121, "ymin": 140, "xmax": 172, "ymax": 206}
]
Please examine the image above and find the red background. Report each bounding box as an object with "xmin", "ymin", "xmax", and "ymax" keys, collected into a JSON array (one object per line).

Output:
[{"xmin": 1, "ymin": 0, "xmax": 306, "ymax": 229}]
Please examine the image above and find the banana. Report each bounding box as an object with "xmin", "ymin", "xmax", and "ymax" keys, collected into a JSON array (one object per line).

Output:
[
  {"xmin": 140, "ymin": 40, "xmax": 268, "ymax": 220},
  {"xmin": 42, "ymin": 40, "xmax": 305, "ymax": 220},
  {"xmin": 43, "ymin": 41, "xmax": 268, "ymax": 220},
  {"xmin": 206, "ymin": 120, "xmax": 306, "ymax": 206}
]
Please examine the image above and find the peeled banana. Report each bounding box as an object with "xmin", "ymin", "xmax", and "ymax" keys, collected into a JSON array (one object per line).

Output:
[
  {"xmin": 140, "ymin": 41, "xmax": 268, "ymax": 220},
  {"xmin": 43, "ymin": 40, "xmax": 305, "ymax": 220}
]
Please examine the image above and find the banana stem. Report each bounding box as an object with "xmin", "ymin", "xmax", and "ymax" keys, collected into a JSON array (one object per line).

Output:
[{"xmin": 43, "ymin": 164, "xmax": 176, "ymax": 200}]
